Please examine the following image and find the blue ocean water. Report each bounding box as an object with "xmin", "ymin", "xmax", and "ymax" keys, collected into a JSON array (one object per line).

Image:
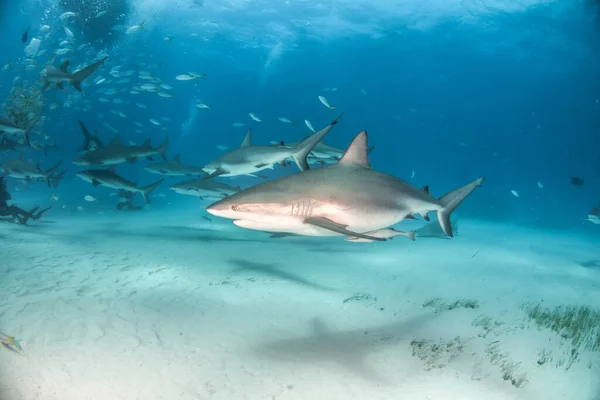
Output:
[
  {"xmin": 1, "ymin": 1, "xmax": 600, "ymax": 398},
  {"xmin": 1, "ymin": 0, "xmax": 599, "ymax": 230}
]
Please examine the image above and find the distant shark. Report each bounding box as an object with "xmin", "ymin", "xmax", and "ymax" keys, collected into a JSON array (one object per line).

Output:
[
  {"xmin": 76, "ymin": 166, "xmax": 163, "ymax": 203},
  {"xmin": 0, "ymin": 135, "xmax": 61, "ymax": 155},
  {"xmin": 170, "ymin": 178, "xmax": 240, "ymax": 199},
  {"xmin": 207, "ymin": 130, "xmax": 484, "ymax": 241},
  {"xmin": 272, "ymin": 139, "xmax": 375, "ymax": 164},
  {"xmin": 587, "ymin": 205, "xmax": 600, "ymax": 225},
  {"xmin": 0, "ymin": 155, "xmax": 61, "ymax": 187},
  {"xmin": 145, "ymin": 154, "xmax": 206, "ymax": 177},
  {"xmin": 73, "ymin": 135, "xmax": 168, "ymax": 166},
  {"xmin": 77, "ymin": 120, "xmax": 104, "ymax": 153},
  {"xmin": 0, "ymin": 116, "xmax": 41, "ymax": 147},
  {"xmin": 41, "ymin": 56, "xmax": 108, "ymax": 92},
  {"xmin": 202, "ymin": 113, "xmax": 343, "ymax": 179}
]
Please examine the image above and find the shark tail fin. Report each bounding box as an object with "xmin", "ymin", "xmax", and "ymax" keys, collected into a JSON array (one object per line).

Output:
[
  {"xmin": 21, "ymin": 206, "xmax": 39, "ymax": 224},
  {"xmin": 44, "ymin": 160, "xmax": 62, "ymax": 187},
  {"xmin": 141, "ymin": 178, "xmax": 164, "ymax": 204},
  {"xmin": 77, "ymin": 120, "xmax": 92, "ymax": 151},
  {"xmin": 24, "ymin": 116, "xmax": 41, "ymax": 147},
  {"xmin": 436, "ymin": 177, "xmax": 485, "ymax": 238},
  {"xmin": 158, "ymin": 135, "xmax": 169, "ymax": 160},
  {"xmin": 291, "ymin": 113, "xmax": 343, "ymax": 171},
  {"xmin": 70, "ymin": 56, "xmax": 108, "ymax": 93}
]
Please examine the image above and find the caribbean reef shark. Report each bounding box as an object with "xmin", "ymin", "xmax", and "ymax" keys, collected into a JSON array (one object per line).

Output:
[
  {"xmin": 76, "ymin": 166, "xmax": 163, "ymax": 203},
  {"xmin": 41, "ymin": 56, "xmax": 108, "ymax": 92},
  {"xmin": 207, "ymin": 130, "xmax": 484, "ymax": 241},
  {"xmin": 73, "ymin": 135, "xmax": 168, "ymax": 166},
  {"xmin": 202, "ymin": 113, "xmax": 343, "ymax": 179},
  {"xmin": 0, "ymin": 155, "xmax": 61, "ymax": 187},
  {"xmin": 170, "ymin": 178, "xmax": 240, "ymax": 199},
  {"xmin": 145, "ymin": 154, "xmax": 206, "ymax": 177},
  {"xmin": 0, "ymin": 116, "xmax": 41, "ymax": 147}
]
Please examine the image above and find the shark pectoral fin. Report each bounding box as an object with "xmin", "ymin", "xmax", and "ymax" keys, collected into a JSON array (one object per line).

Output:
[
  {"xmin": 92, "ymin": 179, "xmax": 101, "ymax": 187},
  {"xmin": 56, "ymin": 82, "xmax": 64, "ymax": 90},
  {"xmin": 304, "ymin": 217, "xmax": 387, "ymax": 242}
]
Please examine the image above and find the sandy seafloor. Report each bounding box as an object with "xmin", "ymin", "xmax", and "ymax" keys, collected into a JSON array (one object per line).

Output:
[{"xmin": 0, "ymin": 206, "xmax": 599, "ymax": 400}]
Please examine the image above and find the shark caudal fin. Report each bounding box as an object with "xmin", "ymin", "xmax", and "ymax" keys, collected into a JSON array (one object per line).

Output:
[
  {"xmin": 436, "ymin": 177, "xmax": 485, "ymax": 238},
  {"xmin": 291, "ymin": 113, "xmax": 343, "ymax": 172},
  {"xmin": 71, "ymin": 56, "xmax": 108, "ymax": 92},
  {"xmin": 141, "ymin": 178, "xmax": 164, "ymax": 203},
  {"xmin": 23, "ymin": 116, "xmax": 41, "ymax": 147},
  {"xmin": 77, "ymin": 120, "xmax": 92, "ymax": 151},
  {"xmin": 158, "ymin": 135, "xmax": 169, "ymax": 160},
  {"xmin": 43, "ymin": 160, "xmax": 62, "ymax": 187}
]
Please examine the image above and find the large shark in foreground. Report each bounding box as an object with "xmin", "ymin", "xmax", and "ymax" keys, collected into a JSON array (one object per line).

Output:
[
  {"xmin": 41, "ymin": 57, "xmax": 108, "ymax": 92},
  {"xmin": 76, "ymin": 166, "xmax": 163, "ymax": 203},
  {"xmin": 207, "ymin": 131, "xmax": 484, "ymax": 241},
  {"xmin": 202, "ymin": 114, "xmax": 343, "ymax": 179}
]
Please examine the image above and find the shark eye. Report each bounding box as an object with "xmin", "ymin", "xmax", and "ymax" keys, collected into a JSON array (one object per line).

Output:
[{"xmin": 231, "ymin": 205, "xmax": 239, "ymax": 211}]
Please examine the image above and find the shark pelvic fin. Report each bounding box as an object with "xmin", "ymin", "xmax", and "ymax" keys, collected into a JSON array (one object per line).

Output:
[
  {"xmin": 339, "ymin": 130, "xmax": 370, "ymax": 168},
  {"xmin": 304, "ymin": 216, "xmax": 387, "ymax": 241}
]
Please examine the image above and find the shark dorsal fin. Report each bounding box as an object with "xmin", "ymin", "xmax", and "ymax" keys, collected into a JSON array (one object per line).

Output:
[
  {"xmin": 421, "ymin": 186, "xmax": 430, "ymax": 194},
  {"xmin": 173, "ymin": 154, "xmax": 181, "ymax": 162},
  {"xmin": 338, "ymin": 130, "xmax": 370, "ymax": 168},
  {"xmin": 60, "ymin": 60, "xmax": 70, "ymax": 73},
  {"xmin": 18, "ymin": 152, "xmax": 24, "ymax": 160},
  {"xmin": 108, "ymin": 136, "xmax": 121, "ymax": 146},
  {"xmin": 240, "ymin": 129, "xmax": 252, "ymax": 148},
  {"xmin": 142, "ymin": 139, "xmax": 152, "ymax": 148}
]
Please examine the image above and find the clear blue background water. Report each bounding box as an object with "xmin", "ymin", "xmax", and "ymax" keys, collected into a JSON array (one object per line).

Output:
[{"xmin": 1, "ymin": 0, "xmax": 599, "ymax": 230}]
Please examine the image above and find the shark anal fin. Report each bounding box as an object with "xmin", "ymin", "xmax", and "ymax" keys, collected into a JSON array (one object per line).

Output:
[
  {"xmin": 92, "ymin": 179, "xmax": 101, "ymax": 187},
  {"xmin": 304, "ymin": 217, "xmax": 387, "ymax": 242}
]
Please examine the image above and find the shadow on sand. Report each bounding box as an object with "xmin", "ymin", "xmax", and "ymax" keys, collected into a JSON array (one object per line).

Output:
[
  {"xmin": 254, "ymin": 313, "xmax": 437, "ymax": 384},
  {"xmin": 228, "ymin": 258, "xmax": 337, "ymax": 292}
]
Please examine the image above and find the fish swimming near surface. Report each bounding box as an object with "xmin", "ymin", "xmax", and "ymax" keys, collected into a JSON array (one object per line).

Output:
[
  {"xmin": 170, "ymin": 179, "xmax": 241, "ymax": 199},
  {"xmin": 145, "ymin": 154, "xmax": 207, "ymax": 177},
  {"xmin": 77, "ymin": 120, "xmax": 104, "ymax": 153},
  {"xmin": 41, "ymin": 56, "xmax": 108, "ymax": 92},
  {"xmin": 201, "ymin": 113, "xmax": 343, "ymax": 179},
  {"xmin": 0, "ymin": 154, "xmax": 62, "ymax": 187},
  {"xmin": 73, "ymin": 135, "xmax": 168, "ymax": 166},
  {"xmin": 0, "ymin": 116, "xmax": 41, "ymax": 147},
  {"xmin": 586, "ymin": 205, "xmax": 600, "ymax": 225},
  {"xmin": 76, "ymin": 166, "xmax": 163, "ymax": 203},
  {"xmin": 207, "ymin": 130, "xmax": 484, "ymax": 241}
]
